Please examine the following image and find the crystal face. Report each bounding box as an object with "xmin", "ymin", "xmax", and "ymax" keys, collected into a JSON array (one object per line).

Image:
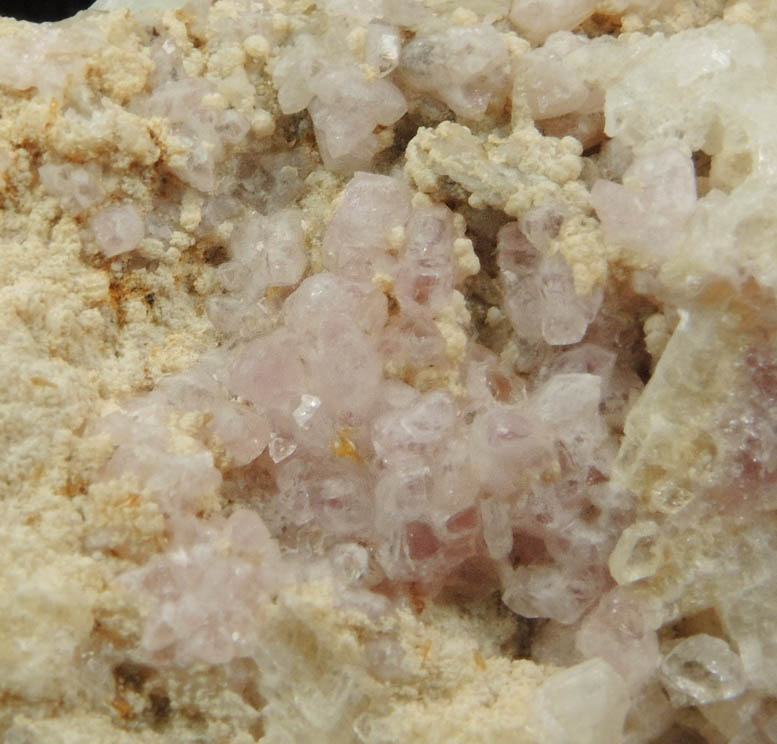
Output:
[
  {"xmin": 659, "ymin": 634, "xmax": 747, "ymax": 706},
  {"xmin": 3, "ymin": 0, "xmax": 777, "ymax": 741}
]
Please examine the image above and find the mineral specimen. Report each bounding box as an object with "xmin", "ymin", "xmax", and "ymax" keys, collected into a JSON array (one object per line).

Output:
[{"xmin": 1, "ymin": 0, "xmax": 777, "ymax": 742}]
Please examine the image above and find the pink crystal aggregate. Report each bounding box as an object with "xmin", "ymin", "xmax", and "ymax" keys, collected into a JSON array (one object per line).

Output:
[
  {"xmin": 66, "ymin": 0, "xmax": 660, "ymax": 682},
  {"xmin": 97, "ymin": 165, "xmax": 644, "ymax": 665}
]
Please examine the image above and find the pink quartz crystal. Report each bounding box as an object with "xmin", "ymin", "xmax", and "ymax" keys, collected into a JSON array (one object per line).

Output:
[
  {"xmin": 122, "ymin": 510, "xmax": 283, "ymax": 665},
  {"xmin": 321, "ymin": 172, "xmax": 412, "ymax": 279},
  {"xmin": 90, "ymin": 203, "xmax": 145, "ymax": 258},
  {"xmin": 309, "ymin": 68, "xmax": 407, "ymax": 171},
  {"xmin": 497, "ymin": 221, "xmax": 602, "ymax": 345},
  {"xmin": 399, "ymin": 25, "xmax": 510, "ymax": 119},
  {"xmin": 576, "ymin": 587, "xmax": 660, "ymax": 686},
  {"xmin": 592, "ymin": 144, "xmax": 698, "ymax": 263},
  {"xmin": 100, "ymin": 170, "xmax": 634, "ymax": 663}
]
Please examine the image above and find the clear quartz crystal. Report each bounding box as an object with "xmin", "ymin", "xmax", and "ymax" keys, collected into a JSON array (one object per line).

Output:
[
  {"xmin": 660, "ymin": 635, "xmax": 747, "ymax": 705},
  {"xmin": 293, "ymin": 394, "xmax": 322, "ymax": 430},
  {"xmin": 329, "ymin": 543, "xmax": 369, "ymax": 584},
  {"xmin": 268, "ymin": 433, "xmax": 298, "ymax": 463},
  {"xmin": 366, "ymin": 24, "xmax": 401, "ymax": 77},
  {"xmin": 480, "ymin": 497, "xmax": 513, "ymax": 559},
  {"xmin": 576, "ymin": 588, "xmax": 660, "ymax": 686},
  {"xmin": 608, "ymin": 521, "xmax": 664, "ymax": 584}
]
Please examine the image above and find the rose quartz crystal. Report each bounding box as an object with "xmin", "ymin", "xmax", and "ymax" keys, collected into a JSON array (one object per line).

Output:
[
  {"xmin": 576, "ymin": 587, "xmax": 660, "ymax": 686},
  {"xmin": 95, "ymin": 167, "xmax": 636, "ymax": 664},
  {"xmin": 592, "ymin": 144, "xmax": 698, "ymax": 264},
  {"xmin": 90, "ymin": 203, "xmax": 145, "ymax": 258},
  {"xmin": 309, "ymin": 68, "xmax": 407, "ymax": 171},
  {"xmin": 399, "ymin": 25, "xmax": 510, "ymax": 119},
  {"xmin": 498, "ymin": 221, "xmax": 602, "ymax": 345},
  {"xmin": 121, "ymin": 510, "xmax": 283, "ymax": 665},
  {"xmin": 273, "ymin": 43, "xmax": 406, "ymax": 171}
]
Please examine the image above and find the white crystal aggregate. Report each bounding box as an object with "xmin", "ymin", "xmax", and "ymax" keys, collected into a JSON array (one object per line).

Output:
[{"xmin": 2, "ymin": 0, "xmax": 777, "ymax": 741}]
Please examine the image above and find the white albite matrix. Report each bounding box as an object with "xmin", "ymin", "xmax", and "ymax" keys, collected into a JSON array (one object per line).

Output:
[{"xmin": 2, "ymin": 0, "xmax": 777, "ymax": 742}]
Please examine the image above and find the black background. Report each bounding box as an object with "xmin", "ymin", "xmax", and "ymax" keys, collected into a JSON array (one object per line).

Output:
[{"xmin": 1, "ymin": 0, "xmax": 96, "ymax": 22}]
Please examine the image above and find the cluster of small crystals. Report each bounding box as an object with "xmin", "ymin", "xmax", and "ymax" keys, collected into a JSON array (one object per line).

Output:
[
  {"xmin": 567, "ymin": 16, "xmax": 777, "ymax": 744},
  {"xmin": 14, "ymin": 0, "xmax": 777, "ymax": 739},
  {"xmin": 99, "ymin": 165, "xmax": 634, "ymax": 653}
]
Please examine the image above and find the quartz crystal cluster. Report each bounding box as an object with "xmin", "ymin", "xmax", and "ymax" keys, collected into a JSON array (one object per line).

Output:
[{"xmin": 2, "ymin": 0, "xmax": 777, "ymax": 741}]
